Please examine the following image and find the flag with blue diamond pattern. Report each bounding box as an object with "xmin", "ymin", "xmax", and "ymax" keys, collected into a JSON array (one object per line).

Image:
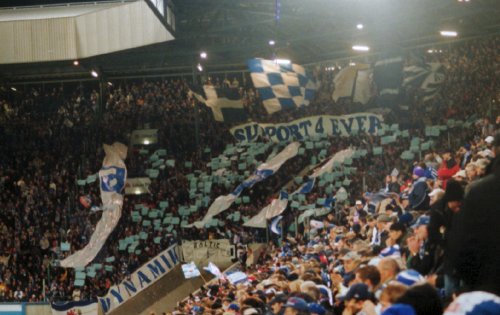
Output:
[{"xmin": 247, "ymin": 58, "xmax": 317, "ymax": 114}]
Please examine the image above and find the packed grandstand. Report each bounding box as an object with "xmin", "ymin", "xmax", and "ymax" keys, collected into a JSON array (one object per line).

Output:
[{"xmin": 1, "ymin": 4, "xmax": 500, "ymax": 315}]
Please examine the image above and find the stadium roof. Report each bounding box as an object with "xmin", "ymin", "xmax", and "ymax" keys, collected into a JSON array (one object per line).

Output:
[{"xmin": 0, "ymin": 0, "xmax": 499, "ymax": 82}]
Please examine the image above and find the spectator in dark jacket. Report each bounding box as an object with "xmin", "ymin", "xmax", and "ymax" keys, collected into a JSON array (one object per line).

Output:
[
  {"xmin": 409, "ymin": 166, "xmax": 430, "ymax": 211},
  {"xmin": 454, "ymin": 131, "xmax": 500, "ymax": 296}
]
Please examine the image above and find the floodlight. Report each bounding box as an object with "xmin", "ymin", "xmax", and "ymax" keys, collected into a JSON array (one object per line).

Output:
[
  {"xmin": 440, "ymin": 30, "xmax": 457, "ymax": 37},
  {"xmin": 356, "ymin": 24, "xmax": 364, "ymax": 30},
  {"xmin": 200, "ymin": 52, "xmax": 207, "ymax": 59},
  {"xmin": 352, "ymin": 45, "xmax": 370, "ymax": 51},
  {"xmin": 90, "ymin": 70, "xmax": 99, "ymax": 78}
]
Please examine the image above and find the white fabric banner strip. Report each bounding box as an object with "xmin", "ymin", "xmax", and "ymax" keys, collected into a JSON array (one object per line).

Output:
[
  {"xmin": 52, "ymin": 301, "xmax": 98, "ymax": 315},
  {"xmin": 245, "ymin": 149, "xmax": 352, "ymax": 226},
  {"xmin": 61, "ymin": 142, "xmax": 128, "ymax": 268},
  {"xmin": 243, "ymin": 207, "xmax": 268, "ymax": 228},
  {"xmin": 98, "ymin": 245, "xmax": 179, "ymax": 314},
  {"xmin": 310, "ymin": 149, "xmax": 354, "ymax": 178},
  {"xmin": 191, "ymin": 142, "xmax": 300, "ymax": 228}
]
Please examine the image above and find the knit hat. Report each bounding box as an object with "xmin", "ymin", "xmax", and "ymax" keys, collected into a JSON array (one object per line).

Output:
[{"xmin": 413, "ymin": 166, "xmax": 425, "ymax": 178}]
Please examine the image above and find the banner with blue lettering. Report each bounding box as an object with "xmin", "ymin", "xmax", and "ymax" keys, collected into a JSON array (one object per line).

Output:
[
  {"xmin": 61, "ymin": 142, "xmax": 128, "ymax": 268},
  {"xmin": 230, "ymin": 113, "xmax": 382, "ymax": 142},
  {"xmin": 98, "ymin": 244, "xmax": 179, "ymax": 314}
]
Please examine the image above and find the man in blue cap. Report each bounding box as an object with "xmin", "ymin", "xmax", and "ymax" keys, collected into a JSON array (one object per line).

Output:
[
  {"xmin": 340, "ymin": 283, "xmax": 375, "ymax": 315},
  {"xmin": 406, "ymin": 215, "xmax": 433, "ymax": 275},
  {"xmin": 283, "ymin": 297, "xmax": 309, "ymax": 315}
]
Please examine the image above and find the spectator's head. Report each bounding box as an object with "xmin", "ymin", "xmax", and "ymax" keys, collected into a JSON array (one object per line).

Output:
[
  {"xmin": 412, "ymin": 166, "xmax": 425, "ymax": 179},
  {"xmin": 283, "ymin": 297, "xmax": 309, "ymax": 315},
  {"xmin": 377, "ymin": 258, "xmax": 400, "ymax": 284},
  {"xmin": 381, "ymin": 304, "xmax": 417, "ymax": 315},
  {"xmin": 340, "ymin": 251, "xmax": 362, "ymax": 273},
  {"xmin": 379, "ymin": 283, "xmax": 408, "ymax": 312},
  {"xmin": 411, "ymin": 215, "xmax": 430, "ymax": 240},
  {"xmin": 269, "ymin": 294, "xmax": 287, "ymax": 314},
  {"xmin": 341, "ymin": 283, "xmax": 373, "ymax": 314},
  {"xmin": 443, "ymin": 180, "xmax": 465, "ymax": 213},
  {"xmin": 354, "ymin": 265, "xmax": 381, "ymax": 291},
  {"xmin": 388, "ymin": 222, "xmax": 406, "ymax": 244},
  {"xmin": 396, "ymin": 283, "xmax": 443, "ymax": 315}
]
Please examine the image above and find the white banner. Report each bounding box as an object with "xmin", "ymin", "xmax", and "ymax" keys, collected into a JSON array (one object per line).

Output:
[
  {"xmin": 191, "ymin": 142, "xmax": 300, "ymax": 228},
  {"xmin": 52, "ymin": 301, "xmax": 97, "ymax": 315},
  {"xmin": 182, "ymin": 240, "xmax": 235, "ymax": 268},
  {"xmin": 61, "ymin": 142, "xmax": 128, "ymax": 268},
  {"xmin": 98, "ymin": 244, "xmax": 179, "ymax": 314},
  {"xmin": 230, "ymin": 113, "xmax": 382, "ymax": 142},
  {"xmin": 310, "ymin": 149, "xmax": 354, "ymax": 178}
]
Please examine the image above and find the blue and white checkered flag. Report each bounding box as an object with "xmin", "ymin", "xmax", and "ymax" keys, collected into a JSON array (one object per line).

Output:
[{"xmin": 247, "ymin": 58, "xmax": 317, "ymax": 114}]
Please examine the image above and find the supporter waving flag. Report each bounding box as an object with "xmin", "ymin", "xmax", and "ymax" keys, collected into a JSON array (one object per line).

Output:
[
  {"xmin": 190, "ymin": 84, "xmax": 248, "ymax": 123},
  {"xmin": 247, "ymin": 58, "xmax": 317, "ymax": 114}
]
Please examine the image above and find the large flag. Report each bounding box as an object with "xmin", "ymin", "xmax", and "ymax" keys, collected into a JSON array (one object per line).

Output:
[
  {"xmin": 247, "ymin": 58, "xmax": 317, "ymax": 114},
  {"xmin": 403, "ymin": 63, "xmax": 445, "ymax": 102},
  {"xmin": 373, "ymin": 57, "xmax": 404, "ymax": 105},
  {"xmin": 191, "ymin": 85, "xmax": 247, "ymax": 123},
  {"xmin": 265, "ymin": 191, "xmax": 289, "ymax": 219},
  {"xmin": 61, "ymin": 142, "xmax": 127, "ymax": 268},
  {"xmin": 52, "ymin": 300, "xmax": 98, "ymax": 315},
  {"xmin": 204, "ymin": 262, "xmax": 224, "ymax": 279},
  {"xmin": 332, "ymin": 64, "xmax": 375, "ymax": 104},
  {"xmin": 191, "ymin": 142, "xmax": 301, "ymax": 228}
]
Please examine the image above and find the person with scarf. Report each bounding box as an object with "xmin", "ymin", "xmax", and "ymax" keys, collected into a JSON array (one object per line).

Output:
[{"xmin": 408, "ymin": 166, "xmax": 430, "ymax": 211}]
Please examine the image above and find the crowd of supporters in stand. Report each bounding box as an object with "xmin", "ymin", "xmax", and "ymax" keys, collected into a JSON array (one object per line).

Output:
[{"xmin": 0, "ymin": 36, "xmax": 498, "ymax": 315}]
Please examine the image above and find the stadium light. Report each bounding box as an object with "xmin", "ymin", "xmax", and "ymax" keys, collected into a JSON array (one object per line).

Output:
[
  {"xmin": 197, "ymin": 63, "xmax": 203, "ymax": 72},
  {"xmin": 352, "ymin": 45, "xmax": 370, "ymax": 51},
  {"xmin": 90, "ymin": 70, "xmax": 99, "ymax": 78},
  {"xmin": 200, "ymin": 51, "xmax": 207, "ymax": 59},
  {"xmin": 10, "ymin": 87, "xmax": 17, "ymax": 92},
  {"xmin": 143, "ymin": 139, "xmax": 150, "ymax": 145},
  {"xmin": 107, "ymin": 82, "xmax": 113, "ymax": 86},
  {"xmin": 349, "ymin": 62, "xmax": 356, "ymax": 66},
  {"xmin": 269, "ymin": 40, "xmax": 276, "ymax": 46},
  {"xmin": 440, "ymin": 30, "xmax": 458, "ymax": 37},
  {"xmin": 356, "ymin": 24, "xmax": 364, "ymax": 30},
  {"xmin": 274, "ymin": 58, "xmax": 291, "ymax": 65},
  {"xmin": 73, "ymin": 60, "xmax": 79, "ymax": 66}
]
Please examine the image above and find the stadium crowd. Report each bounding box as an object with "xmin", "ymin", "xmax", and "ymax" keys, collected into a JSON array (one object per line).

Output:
[{"xmin": 0, "ymin": 35, "xmax": 498, "ymax": 315}]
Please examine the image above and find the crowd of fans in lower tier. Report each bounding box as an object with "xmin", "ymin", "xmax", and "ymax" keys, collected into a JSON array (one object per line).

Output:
[
  {"xmin": 0, "ymin": 35, "xmax": 498, "ymax": 315},
  {"xmin": 168, "ymin": 131, "xmax": 500, "ymax": 315}
]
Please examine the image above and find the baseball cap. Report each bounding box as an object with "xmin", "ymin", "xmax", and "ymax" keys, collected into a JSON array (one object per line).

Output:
[
  {"xmin": 308, "ymin": 303, "xmax": 326, "ymax": 315},
  {"xmin": 453, "ymin": 170, "xmax": 467, "ymax": 179},
  {"xmin": 444, "ymin": 291, "xmax": 500, "ymax": 315},
  {"xmin": 382, "ymin": 304, "xmax": 417, "ymax": 315},
  {"xmin": 284, "ymin": 297, "xmax": 309, "ymax": 311},
  {"xmin": 485, "ymin": 136, "xmax": 494, "ymax": 144},
  {"xmin": 411, "ymin": 215, "xmax": 430, "ymax": 229},
  {"xmin": 340, "ymin": 283, "xmax": 372, "ymax": 301},
  {"xmin": 396, "ymin": 270, "xmax": 425, "ymax": 286},
  {"xmin": 356, "ymin": 200, "xmax": 363, "ymax": 205},
  {"xmin": 269, "ymin": 294, "xmax": 287, "ymax": 305}
]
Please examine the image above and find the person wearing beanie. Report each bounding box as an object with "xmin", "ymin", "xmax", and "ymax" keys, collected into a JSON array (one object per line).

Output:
[
  {"xmin": 408, "ymin": 166, "xmax": 430, "ymax": 211},
  {"xmin": 427, "ymin": 179, "xmax": 465, "ymax": 299},
  {"xmin": 453, "ymin": 130, "xmax": 500, "ymax": 296}
]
